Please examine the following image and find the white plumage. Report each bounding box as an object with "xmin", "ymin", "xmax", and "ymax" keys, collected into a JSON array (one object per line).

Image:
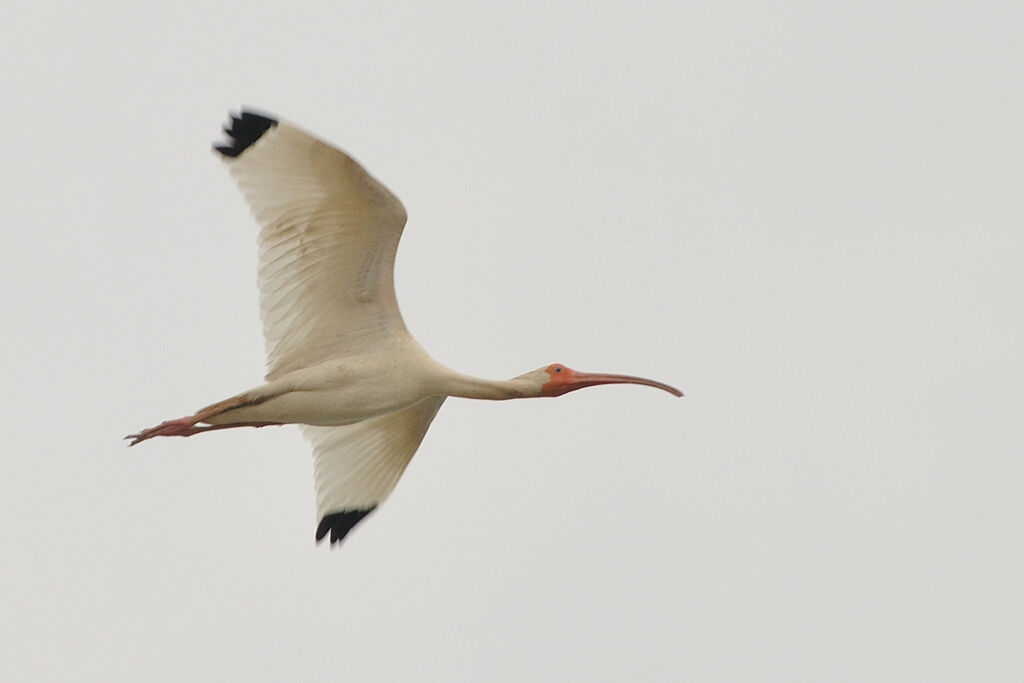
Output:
[
  {"xmin": 127, "ymin": 109, "xmax": 681, "ymax": 547},
  {"xmin": 229, "ymin": 120, "xmax": 409, "ymax": 378}
]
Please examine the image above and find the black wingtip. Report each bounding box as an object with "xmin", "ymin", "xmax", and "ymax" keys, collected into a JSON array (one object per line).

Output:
[
  {"xmin": 316, "ymin": 508, "xmax": 377, "ymax": 546},
  {"xmin": 213, "ymin": 109, "xmax": 278, "ymax": 158}
]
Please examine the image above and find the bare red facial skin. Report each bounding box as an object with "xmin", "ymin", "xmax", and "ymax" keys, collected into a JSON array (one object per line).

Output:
[
  {"xmin": 541, "ymin": 364, "xmax": 576, "ymax": 397},
  {"xmin": 541, "ymin": 364, "xmax": 683, "ymax": 398}
]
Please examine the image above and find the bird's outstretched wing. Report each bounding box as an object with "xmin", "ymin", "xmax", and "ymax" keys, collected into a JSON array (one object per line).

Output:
[
  {"xmin": 215, "ymin": 110, "xmax": 410, "ymax": 380},
  {"xmin": 302, "ymin": 396, "xmax": 446, "ymax": 545}
]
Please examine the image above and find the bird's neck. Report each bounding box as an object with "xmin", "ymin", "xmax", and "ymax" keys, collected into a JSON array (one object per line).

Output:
[{"xmin": 439, "ymin": 371, "xmax": 535, "ymax": 401}]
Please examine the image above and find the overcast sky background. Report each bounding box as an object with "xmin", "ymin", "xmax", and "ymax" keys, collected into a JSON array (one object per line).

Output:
[{"xmin": 2, "ymin": 1, "xmax": 1022, "ymax": 681}]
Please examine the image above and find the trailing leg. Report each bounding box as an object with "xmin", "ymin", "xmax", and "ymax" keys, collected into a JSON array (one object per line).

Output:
[{"xmin": 125, "ymin": 391, "xmax": 280, "ymax": 446}]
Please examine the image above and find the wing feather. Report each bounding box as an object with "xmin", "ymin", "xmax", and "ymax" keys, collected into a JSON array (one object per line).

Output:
[
  {"xmin": 216, "ymin": 111, "xmax": 410, "ymax": 379},
  {"xmin": 303, "ymin": 396, "xmax": 446, "ymax": 544},
  {"xmin": 214, "ymin": 110, "xmax": 437, "ymax": 547}
]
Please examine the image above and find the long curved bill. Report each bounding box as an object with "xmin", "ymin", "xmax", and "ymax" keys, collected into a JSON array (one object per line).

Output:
[{"xmin": 569, "ymin": 371, "xmax": 683, "ymax": 397}]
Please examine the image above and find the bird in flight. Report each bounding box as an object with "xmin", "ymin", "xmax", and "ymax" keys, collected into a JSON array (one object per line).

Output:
[{"xmin": 127, "ymin": 109, "xmax": 682, "ymax": 546}]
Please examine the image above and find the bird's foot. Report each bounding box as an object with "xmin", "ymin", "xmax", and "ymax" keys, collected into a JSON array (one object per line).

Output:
[{"xmin": 125, "ymin": 417, "xmax": 201, "ymax": 447}]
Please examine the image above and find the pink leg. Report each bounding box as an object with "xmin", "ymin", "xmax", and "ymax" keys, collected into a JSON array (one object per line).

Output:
[
  {"xmin": 125, "ymin": 415, "xmax": 281, "ymax": 447},
  {"xmin": 125, "ymin": 417, "xmax": 205, "ymax": 446},
  {"xmin": 126, "ymin": 392, "xmax": 285, "ymax": 447}
]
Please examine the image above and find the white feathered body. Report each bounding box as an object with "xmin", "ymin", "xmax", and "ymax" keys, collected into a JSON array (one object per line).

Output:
[
  {"xmin": 204, "ymin": 336, "xmax": 447, "ymax": 427},
  {"xmin": 126, "ymin": 109, "xmax": 678, "ymax": 545}
]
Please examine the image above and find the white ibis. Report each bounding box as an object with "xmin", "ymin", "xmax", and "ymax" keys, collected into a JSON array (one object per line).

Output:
[{"xmin": 127, "ymin": 109, "xmax": 682, "ymax": 546}]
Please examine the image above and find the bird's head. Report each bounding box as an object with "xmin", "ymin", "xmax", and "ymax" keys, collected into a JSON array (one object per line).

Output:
[{"xmin": 526, "ymin": 363, "xmax": 683, "ymax": 398}]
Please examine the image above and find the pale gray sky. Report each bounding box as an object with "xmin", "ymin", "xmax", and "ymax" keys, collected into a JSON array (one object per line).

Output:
[{"xmin": 2, "ymin": 1, "xmax": 1022, "ymax": 681}]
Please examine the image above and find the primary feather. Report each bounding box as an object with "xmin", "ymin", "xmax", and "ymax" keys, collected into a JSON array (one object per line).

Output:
[
  {"xmin": 217, "ymin": 111, "xmax": 424, "ymax": 544},
  {"xmin": 219, "ymin": 112, "xmax": 410, "ymax": 381}
]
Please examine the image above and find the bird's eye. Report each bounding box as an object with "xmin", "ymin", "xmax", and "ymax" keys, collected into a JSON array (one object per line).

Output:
[{"xmin": 554, "ymin": 366, "xmax": 562, "ymax": 373}]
